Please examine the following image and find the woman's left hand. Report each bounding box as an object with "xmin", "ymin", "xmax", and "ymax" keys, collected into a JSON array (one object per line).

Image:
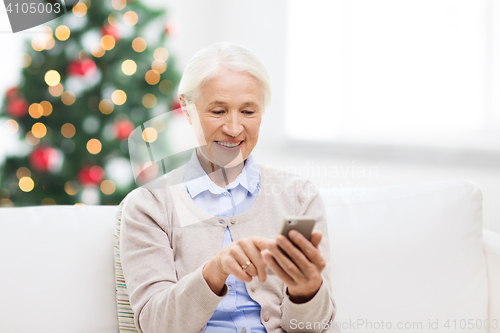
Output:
[{"xmin": 263, "ymin": 229, "xmax": 326, "ymax": 303}]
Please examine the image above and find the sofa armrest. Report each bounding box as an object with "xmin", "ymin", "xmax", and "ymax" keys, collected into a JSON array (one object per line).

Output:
[{"xmin": 484, "ymin": 229, "xmax": 500, "ymax": 333}]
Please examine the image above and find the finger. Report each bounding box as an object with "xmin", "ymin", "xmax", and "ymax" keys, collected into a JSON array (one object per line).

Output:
[
  {"xmin": 229, "ymin": 246, "xmax": 257, "ymax": 279},
  {"xmin": 239, "ymin": 238, "xmax": 269, "ymax": 282},
  {"xmin": 269, "ymin": 239, "xmax": 304, "ymax": 281},
  {"xmin": 262, "ymin": 250, "xmax": 294, "ymax": 285},
  {"xmin": 223, "ymin": 255, "xmax": 253, "ymax": 282},
  {"xmin": 285, "ymin": 231, "xmax": 326, "ymax": 269},
  {"xmin": 275, "ymin": 235, "xmax": 312, "ymax": 278},
  {"xmin": 310, "ymin": 230, "xmax": 322, "ymax": 248}
]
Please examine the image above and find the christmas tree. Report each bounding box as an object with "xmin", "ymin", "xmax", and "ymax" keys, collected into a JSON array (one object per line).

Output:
[{"xmin": 0, "ymin": 0, "xmax": 182, "ymax": 206}]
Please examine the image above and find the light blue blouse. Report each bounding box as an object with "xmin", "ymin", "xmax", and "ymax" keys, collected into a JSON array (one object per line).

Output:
[{"xmin": 183, "ymin": 149, "xmax": 267, "ymax": 333}]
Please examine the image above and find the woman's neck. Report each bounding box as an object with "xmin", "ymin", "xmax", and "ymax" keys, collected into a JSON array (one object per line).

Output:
[{"xmin": 195, "ymin": 149, "xmax": 245, "ymax": 188}]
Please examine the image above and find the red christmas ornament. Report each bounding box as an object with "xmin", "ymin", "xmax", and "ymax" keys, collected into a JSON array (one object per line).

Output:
[
  {"xmin": 7, "ymin": 98, "xmax": 29, "ymax": 118},
  {"xmin": 29, "ymin": 146, "xmax": 60, "ymax": 173},
  {"xmin": 67, "ymin": 59, "xmax": 97, "ymax": 76},
  {"xmin": 101, "ymin": 24, "xmax": 120, "ymax": 41},
  {"xmin": 114, "ymin": 120, "xmax": 134, "ymax": 141},
  {"xmin": 5, "ymin": 87, "xmax": 19, "ymax": 100},
  {"xmin": 78, "ymin": 165, "xmax": 104, "ymax": 186}
]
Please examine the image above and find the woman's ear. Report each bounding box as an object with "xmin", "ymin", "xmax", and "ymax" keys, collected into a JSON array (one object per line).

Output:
[{"xmin": 179, "ymin": 95, "xmax": 192, "ymax": 125}]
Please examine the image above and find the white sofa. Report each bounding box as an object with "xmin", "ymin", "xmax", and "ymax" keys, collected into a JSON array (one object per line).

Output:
[{"xmin": 0, "ymin": 179, "xmax": 499, "ymax": 333}]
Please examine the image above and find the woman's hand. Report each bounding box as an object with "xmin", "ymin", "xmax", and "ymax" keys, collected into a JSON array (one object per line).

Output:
[
  {"xmin": 202, "ymin": 236, "xmax": 274, "ymax": 295},
  {"xmin": 263, "ymin": 230, "xmax": 326, "ymax": 303}
]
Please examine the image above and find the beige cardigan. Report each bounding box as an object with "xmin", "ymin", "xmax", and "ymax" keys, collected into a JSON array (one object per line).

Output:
[{"xmin": 120, "ymin": 162, "xmax": 339, "ymax": 333}]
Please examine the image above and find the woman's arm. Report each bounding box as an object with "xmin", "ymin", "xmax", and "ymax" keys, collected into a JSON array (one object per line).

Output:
[{"xmin": 120, "ymin": 187, "xmax": 227, "ymax": 333}]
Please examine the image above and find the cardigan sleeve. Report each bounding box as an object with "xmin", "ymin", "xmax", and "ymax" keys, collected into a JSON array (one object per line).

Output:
[
  {"xmin": 280, "ymin": 180, "xmax": 339, "ymax": 333},
  {"xmin": 120, "ymin": 187, "xmax": 227, "ymax": 333}
]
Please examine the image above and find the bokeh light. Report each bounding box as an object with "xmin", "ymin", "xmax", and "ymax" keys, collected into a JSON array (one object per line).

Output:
[
  {"xmin": 145, "ymin": 70, "xmax": 160, "ymax": 85},
  {"xmin": 99, "ymin": 99, "xmax": 115, "ymax": 114},
  {"xmin": 61, "ymin": 123, "xmax": 76, "ymax": 138},
  {"xmin": 111, "ymin": 0, "xmax": 126, "ymax": 10},
  {"xmin": 132, "ymin": 37, "xmax": 147, "ymax": 52},
  {"xmin": 87, "ymin": 139, "xmax": 102, "ymax": 154},
  {"xmin": 61, "ymin": 91, "xmax": 76, "ymax": 105},
  {"xmin": 152, "ymin": 60, "xmax": 167, "ymax": 74},
  {"xmin": 123, "ymin": 11, "xmax": 139, "ymax": 26},
  {"xmin": 112, "ymin": 90, "xmax": 127, "ymax": 105},
  {"xmin": 55, "ymin": 25, "xmax": 71, "ymax": 41},
  {"xmin": 16, "ymin": 167, "xmax": 31, "ymax": 179},
  {"xmin": 154, "ymin": 47, "xmax": 169, "ymax": 62},
  {"xmin": 142, "ymin": 94, "xmax": 157, "ymax": 108},
  {"xmin": 45, "ymin": 70, "xmax": 61, "ymax": 86},
  {"xmin": 121, "ymin": 60, "xmax": 137, "ymax": 75},
  {"xmin": 100, "ymin": 180, "xmax": 116, "ymax": 195},
  {"xmin": 25, "ymin": 131, "xmax": 40, "ymax": 145},
  {"xmin": 91, "ymin": 44, "xmax": 105, "ymax": 58},
  {"xmin": 142, "ymin": 127, "xmax": 158, "ymax": 143},
  {"xmin": 101, "ymin": 35, "xmax": 116, "ymax": 51},
  {"xmin": 19, "ymin": 177, "xmax": 34, "ymax": 192},
  {"xmin": 42, "ymin": 198, "xmax": 56, "ymax": 205},
  {"xmin": 49, "ymin": 83, "xmax": 64, "ymax": 97},
  {"xmin": 22, "ymin": 53, "xmax": 32, "ymax": 68},
  {"xmin": 32, "ymin": 122, "xmax": 47, "ymax": 138},
  {"xmin": 40, "ymin": 101, "xmax": 53, "ymax": 116},
  {"xmin": 72, "ymin": 2, "xmax": 87, "ymax": 17},
  {"xmin": 5, "ymin": 119, "xmax": 19, "ymax": 134},
  {"xmin": 65, "ymin": 181, "xmax": 79, "ymax": 195},
  {"xmin": 29, "ymin": 103, "xmax": 43, "ymax": 119}
]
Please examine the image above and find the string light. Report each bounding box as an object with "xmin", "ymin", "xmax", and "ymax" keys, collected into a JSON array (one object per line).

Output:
[
  {"xmin": 132, "ymin": 37, "xmax": 147, "ymax": 52},
  {"xmin": 154, "ymin": 47, "xmax": 169, "ymax": 62},
  {"xmin": 19, "ymin": 177, "xmax": 34, "ymax": 192},
  {"xmin": 45, "ymin": 37, "xmax": 55, "ymax": 50},
  {"xmin": 121, "ymin": 60, "xmax": 137, "ymax": 75},
  {"xmin": 112, "ymin": 90, "xmax": 127, "ymax": 105},
  {"xmin": 72, "ymin": 2, "xmax": 87, "ymax": 17},
  {"xmin": 99, "ymin": 99, "xmax": 114, "ymax": 114},
  {"xmin": 32, "ymin": 122, "xmax": 47, "ymax": 138},
  {"xmin": 91, "ymin": 44, "xmax": 105, "ymax": 58},
  {"xmin": 87, "ymin": 138, "xmax": 102, "ymax": 154},
  {"xmin": 108, "ymin": 12, "xmax": 121, "ymax": 27},
  {"xmin": 61, "ymin": 123, "xmax": 76, "ymax": 138},
  {"xmin": 101, "ymin": 35, "xmax": 116, "ymax": 51},
  {"xmin": 123, "ymin": 11, "xmax": 138, "ymax": 26},
  {"xmin": 22, "ymin": 54, "xmax": 32, "ymax": 68},
  {"xmin": 5, "ymin": 120, "xmax": 19, "ymax": 134},
  {"xmin": 16, "ymin": 167, "xmax": 31, "ymax": 179},
  {"xmin": 111, "ymin": 0, "xmax": 126, "ymax": 10},
  {"xmin": 55, "ymin": 25, "xmax": 71, "ymax": 41},
  {"xmin": 40, "ymin": 101, "xmax": 53, "ymax": 116},
  {"xmin": 100, "ymin": 180, "xmax": 116, "ymax": 195},
  {"xmin": 49, "ymin": 83, "xmax": 64, "ymax": 97},
  {"xmin": 145, "ymin": 70, "xmax": 160, "ymax": 85},
  {"xmin": 65, "ymin": 181, "xmax": 79, "ymax": 195},
  {"xmin": 61, "ymin": 91, "xmax": 76, "ymax": 105},
  {"xmin": 142, "ymin": 94, "xmax": 157, "ymax": 108},
  {"xmin": 152, "ymin": 60, "xmax": 166, "ymax": 74},
  {"xmin": 142, "ymin": 127, "xmax": 157, "ymax": 143},
  {"xmin": 45, "ymin": 70, "xmax": 61, "ymax": 86},
  {"xmin": 29, "ymin": 103, "xmax": 44, "ymax": 119},
  {"xmin": 25, "ymin": 131, "xmax": 40, "ymax": 145}
]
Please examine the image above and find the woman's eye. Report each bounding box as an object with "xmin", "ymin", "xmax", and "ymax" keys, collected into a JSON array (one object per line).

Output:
[
  {"xmin": 212, "ymin": 110, "xmax": 225, "ymax": 115},
  {"xmin": 243, "ymin": 110, "xmax": 255, "ymax": 115}
]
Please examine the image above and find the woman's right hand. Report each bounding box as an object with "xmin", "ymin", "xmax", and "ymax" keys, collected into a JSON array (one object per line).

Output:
[{"xmin": 202, "ymin": 236, "xmax": 274, "ymax": 295}]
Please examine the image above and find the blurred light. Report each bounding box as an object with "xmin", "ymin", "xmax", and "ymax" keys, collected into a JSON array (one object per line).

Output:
[
  {"xmin": 45, "ymin": 37, "xmax": 55, "ymax": 50},
  {"xmin": 152, "ymin": 60, "xmax": 166, "ymax": 74},
  {"xmin": 112, "ymin": 0, "xmax": 126, "ymax": 10},
  {"xmin": 87, "ymin": 138, "xmax": 102, "ymax": 154},
  {"xmin": 154, "ymin": 47, "xmax": 169, "ymax": 62},
  {"xmin": 25, "ymin": 131, "xmax": 40, "ymax": 145},
  {"xmin": 45, "ymin": 70, "xmax": 61, "ymax": 86},
  {"xmin": 5, "ymin": 119, "xmax": 19, "ymax": 134},
  {"xmin": 61, "ymin": 123, "xmax": 76, "ymax": 138},
  {"xmin": 142, "ymin": 94, "xmax": 157, "ymax": 108},
  {"xmin": 74, "ymin": 203, "xmax": 85, "ymax": 206},
  {"xmin": 32, "ymin": 122, "xmax": 47, "ymax": 138},
  {"xmin": 121, "ymin": 60, "xmax": 137, "ymax": 75},
  {"xmin": 90, "ymin": 44, "xmax": 105, "ymax": 58},
  {"xmin": 65, "ymin": 181, "xmax": 79, "ymax": 195},
  {"xmin": 22, "ymin": 53, "xmax": 32, "ymax": 68},
  {"xmin": 145, "ymin": 70, "xmax": 160, "ymax": 85},
  {"xmin": 40, "ymin": 101, "xmax": 53, "ymax": 116},
  {"xmin": 55, "ymin": 25, "xmax": 71, "ymax": 41},
  {"xmin": 29, "ymin": 103, "xmax": 44, "ymax": 119},
  {"xmin": 142, "ymin": 127, "xmax": 157, "ymax": 143},
  {"xmin": 123, "ymin": 11, "xmax": 138, "ymax": 26},
  {"xmin": 100, "ymin": 180, "xmax": 116, "ymax": 195},
  {"xmin": 16, "ymin": 167, "xmax": 31, "ymax": 179},
  {"xmin": 112, "ymin": 90, "xmax": 127, "ymax": 105},
  {"xmin": 61, "ymin": 91, "xmax": 76, "ymax": 105},
  {"xmin": 73, "ymin": 2, "xmax": 87, "ymax": 17},
  {"xmin": 31, "ymin": 38, "xmax": 45, "ymax": 51},
  {"xmin": 41, "ymin": 198, "xmax": 56, "ymax": 205},
  {"xmin": 101, "ymin": 35, "xmax": 116, "ymax": 51},
  {"xmin": 99, "ymin": 99, "xmax": 114, "ymax": 114},
  {"xmin": 19, "ymin": 177, "xmax": 34, "ymax": 192},
  {"xmin": 49, "ymin": 83, "xmax": 64, "ymax": 97},
  {"xmin": 108, "ymin": 12, "xmax": 121, "ymax": 27},
  {"xmin": 159, "ymin": 80, "xmax": 174, "ymax": 95},
  {"xmin": 132, "ymin": 37, "xmax": 147, "ymax": 52}
]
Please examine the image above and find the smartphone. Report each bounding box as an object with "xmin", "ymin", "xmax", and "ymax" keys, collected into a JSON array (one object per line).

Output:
[{"xmin": 265, "ymin": 216, "xmax": 317, "ymax": 275}]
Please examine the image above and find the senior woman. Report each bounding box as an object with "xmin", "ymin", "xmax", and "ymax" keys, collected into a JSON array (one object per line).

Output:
[{"xmin": 120, "ymin": 41, "xmax": 339, "ymax": 333}]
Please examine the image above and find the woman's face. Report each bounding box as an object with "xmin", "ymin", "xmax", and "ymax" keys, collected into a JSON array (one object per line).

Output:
[{"xmin": 183, "ymin": 70, "xmax": 264, "ymax": 169}]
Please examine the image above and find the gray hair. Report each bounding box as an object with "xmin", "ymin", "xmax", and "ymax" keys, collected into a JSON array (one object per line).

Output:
[{"xmin": 177, "ymin": 41, "xmax": 272, "ymax": 113}]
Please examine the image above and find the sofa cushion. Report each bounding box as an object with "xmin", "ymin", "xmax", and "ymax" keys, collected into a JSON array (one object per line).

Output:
[
  {"xmin": 0, "ymin": 205, "xmax": 118, "ymax": 333},
  {"xmin": 320, "ymin": 180, "xmax": 488, "ymax": 333}
]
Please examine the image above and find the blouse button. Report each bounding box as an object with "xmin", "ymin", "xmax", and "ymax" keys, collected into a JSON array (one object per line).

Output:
[
  {"xmin": 241, "ymin": 328, "xmax": 246, "ymax": 333},
  {"xmin": 251, "ymin": 286, "xmax": 256, "ymax": 292},
  {"xmin": 264, "ymin": 316, "xmax": 270, "ymax": 322},
  {"xmin": 230, "ymin": 219, "xmax": 235, "ymax": 224},
  {"xmin": 219, "ymin": 220, "xmax": 224, "ymax": 224}
]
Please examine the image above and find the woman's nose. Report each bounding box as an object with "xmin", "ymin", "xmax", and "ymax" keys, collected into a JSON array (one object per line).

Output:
[{"xmin": 222, "ymin": 113, "xmax": 243, "ymax": 137}]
